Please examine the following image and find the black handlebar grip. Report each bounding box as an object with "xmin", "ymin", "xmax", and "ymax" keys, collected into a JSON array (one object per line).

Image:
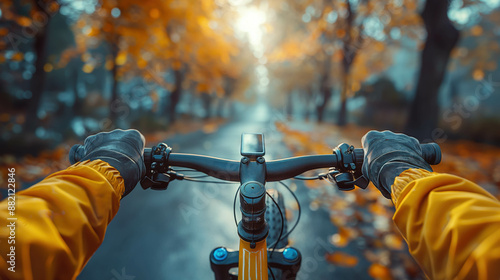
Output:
[
  {"xmin": 354, "ymin": 143, "xmax": 442, "ymax": 166},
  {"xmin": 144, "ymin": 148, "xmax": 152, "ymax": 167},
  {"xmin": 420, "ymin": 143, "xmax": 442, "ymax": 165}
]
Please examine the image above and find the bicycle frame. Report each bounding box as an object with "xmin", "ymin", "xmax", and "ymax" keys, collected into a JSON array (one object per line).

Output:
[{"xmin": 239, "ymin": 239, "xmax": 268, "ymax": 280}]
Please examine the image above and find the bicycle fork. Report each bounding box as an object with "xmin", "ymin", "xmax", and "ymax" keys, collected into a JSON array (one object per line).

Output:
[{"xmin": 210, "ymin": 243, "xmax": 302, "ymax": 280}]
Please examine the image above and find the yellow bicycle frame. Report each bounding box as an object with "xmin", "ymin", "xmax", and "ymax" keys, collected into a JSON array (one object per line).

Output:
[{"xmin": 238, "ymin": 238, "xmax": 268, "ymax": 280}]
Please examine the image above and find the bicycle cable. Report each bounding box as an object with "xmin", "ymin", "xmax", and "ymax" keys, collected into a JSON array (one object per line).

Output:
[
  {"xmin": 182, "ymin": 174, "xmax": 210, "ymax": 179},
  {"xmin": 294, "ymin": 175, "xmax": 321, "ymax": 180},
  {"xmin": 267, "ymin": 181, "xmax": 302, "ymax": 249},
  {"xmin": 266, "ymin": 191, "xmax": 284, "ymax": 259},
  {"xmin": 233, "ymin": 186, "xmax": 240, "ymax": 228},
  {"xmin": 171, "ymin": 168, "xmax": 205, "ymax": 172},
  {"xmin": 183, "ymin": 177, "xmax": 238, "ymax": 184}
]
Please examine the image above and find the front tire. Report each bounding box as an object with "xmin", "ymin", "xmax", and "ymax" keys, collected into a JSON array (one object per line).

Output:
[{"xmin": 266, "ymin": 189, "xmax": 288, "ymax": 279}]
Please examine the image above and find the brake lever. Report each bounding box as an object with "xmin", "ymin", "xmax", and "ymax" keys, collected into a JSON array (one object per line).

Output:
[
  {"xmin": 141, "ymin": 173, "xmax": 173, "ymax": 190},
  {"xmin": 320, "ymin": 143, "xmax": 369, "ymax": 191},
  {"xmin": 320, "ymin": 168, "xmax": 369, "ymax": 191}
]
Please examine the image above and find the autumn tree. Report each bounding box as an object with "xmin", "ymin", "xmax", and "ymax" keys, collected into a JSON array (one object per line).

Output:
[
  {"xmin": 0, "ymin": 0, "xmax": 61, "ymax": 132},
  {"xmin": 72, "ymin": 0, "xmax": 246, "ymax": 123},
  {"xmin": 268, "ymin": 0, "xmax": 422, "ymax": 124},
  {"xmin": 404, "ymin": 0, "xmax": 460, "ymax": 141}
]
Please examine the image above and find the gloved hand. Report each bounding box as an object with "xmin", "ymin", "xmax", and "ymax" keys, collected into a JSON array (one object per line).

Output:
[
  {"xmin": 69, "ymin": 129, "xmax": 146, "ymax": 197},
  {"xmin": 361, "ymin": 130, "xmax": 432, "ymax": 199}
]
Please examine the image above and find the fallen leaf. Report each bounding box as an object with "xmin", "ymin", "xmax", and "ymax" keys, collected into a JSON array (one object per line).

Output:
[
  {"xmin": 368, "ymin": 263, "xmax": 392, "ymax": 280},
  {"xmin": 325, "ymin": 252, "xmax": 358, "ymax": 267}
]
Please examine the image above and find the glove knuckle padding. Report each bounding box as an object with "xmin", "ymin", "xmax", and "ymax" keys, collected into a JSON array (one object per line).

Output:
[{"xmin": 361, "ymin": 130, "xmax": 432, "ymax": 199}]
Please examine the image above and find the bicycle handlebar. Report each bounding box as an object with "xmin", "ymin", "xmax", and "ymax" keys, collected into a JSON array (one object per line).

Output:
[
  {"xmin": 69, "ymin": 138, "xmax": 441, "ymax": 185},
  {"xmin": 159, "ymin": 154, "xmax": 339, "ymax": 182},
  {"xmin": 142, "ymin": 142, "xmax": 441, "ymax": 182}
]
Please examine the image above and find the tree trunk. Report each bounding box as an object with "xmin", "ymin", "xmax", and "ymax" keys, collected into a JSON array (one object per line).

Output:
[
  {"xmin": 201, "ymin": 93, "xmax": 213, "ymax": 119},
  {"xmin": 338, "ymin": 95, "xmax": 348, "ymax": 126},
  {"xmin": 168, "ymin": 69, "xmax": 184, "ymax": 122},
  {"xmin": 304, "ymin": 85, "xmax": 314, "ymax": 121},
  {"xmin": 317, "ymin": 88, "xmax": 331, "ymax": 122},
  {"xmin": 72, "ymin": 68, "xmax": 83, "ymax": 116},
  {"xmin": 405, "ymin": 0, "xmax": 460, "ymax": 140},
  {"xmin": 217, "ymin": 77, "xmax": 236, "ymax": 117},
  {"xmin": 337, "ymin": 0, "xmax": 357, "ymax": 127},
  {"xmin": 24, "ymin": 3, "xmax": 50, "ymax": 133},
  {"xmin": 216, "ymin": 99, "xmax": 225, "ymax": 118},
  {"xmin": 109, "ymin": 44, "xmax": 120, "ymax": 123},
  {"xmin": 338, "ymin": 73, "xmax": 349, "ymax": 126},
  {"xmin": 286, "ymin": 91, "xmax": 293, "ymax": 119},
  {"xmin": 317, "ymin": 59, "xmax": 332, "ymax": 122}
]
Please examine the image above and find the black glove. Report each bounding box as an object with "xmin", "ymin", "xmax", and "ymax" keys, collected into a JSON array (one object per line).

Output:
[
  {"xmin": 69, "ymin": 129, "xmax": 146, "ymax": 197},
  {"xmin": 361, "ymin": 130, "xmax": 432, "ymax": 199}
]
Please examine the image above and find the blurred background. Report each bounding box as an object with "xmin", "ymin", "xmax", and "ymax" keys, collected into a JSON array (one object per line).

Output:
[{"xmin": 1, "ymin": 0, "xmax": 500, "ymax": 279}]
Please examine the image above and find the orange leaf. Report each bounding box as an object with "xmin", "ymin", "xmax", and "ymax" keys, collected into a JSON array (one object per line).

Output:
[
  {"xmin": 330, "ymin": 226, "xmax": 357, "ymax": 247},
  {"xmin": 470, "ymin": 25, "xmax": 483, "ymax": 36},
  {"xmin": 202, "ymin": 122, "xmax": 219, "ymax": 134},
  {"xmin": 383, "ymin": 234, "xmax": 404, "ymax": 250},
  {"xmin": 16, "ymin": 16, "xmax": 32, "ymax": 27},
  {"xmin": 336, "ymin": 29, "xmax": 346, "ymax": 38},
  {"xmin": 369, "ymin": 202, "xmax": 390, "ymax": 217},
  {"xmin": 11, "ymin": 52, "xmax": 24, "ymax": 62},
  {"xmin": 150, "ymin": 8, "xmax": 160, "ymax": 19},
  {"xmin": 472, "ymin": 69, "xmax": 484, "ymax": 81},
  {"xmin": 115, "ymin": 52, "xmax": 127, "ymax": 66},
  {"xmin": 368, "ymin": 263, "xmax": 392, "ymax": 280},
  {"xmin": 325, "ymin": 252, "xmax": 358, "ymax": 267}
]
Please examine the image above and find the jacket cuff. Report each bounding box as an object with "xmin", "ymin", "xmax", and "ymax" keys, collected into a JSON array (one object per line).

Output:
[
  {"xmin": 391, "ymin": 168, "xmax": 433, "ymax": 204},
  {"xmin": 71, "ymin": 159, "xmax": 125, "ymax": 198}
]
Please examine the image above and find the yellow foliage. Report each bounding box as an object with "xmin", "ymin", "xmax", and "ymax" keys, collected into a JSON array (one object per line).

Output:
[
  {"xmin": 11, "ymin": 52, "xmax": 24, "ymax": 62},
  {"xmin": 470, "ymin": 25, "xmax": 483, "ymax": 36},
  {"xmin": 115, "ymin": 52, "xmax": 127, "ymax": 66},
  {"xmin": 196, "ymin": 83, "xmax": 210, "ymax": 93},
  {"xmin": 325, "ymin": 252, "xmax": 359, "ymax": 267},
  {"xmin": 105, "ymin": 59, "xmax": 114, "ymax": 71},
  {"xmin": 43, "ymin": 63, "xmax": 53, "ymax": 73},
  {"xmin": 472, "ymin": 69, "xmax": 484, "ymax": 81},
  {"xmin": 336, "ymin": 29, "xmax": 346, "ymax": 38},
  {"xmin": 81, "ymin": 52, "xmax": 91, "ymax": 62},
  {"xmin": 66, "ymin": 0, "xmax": 249, "ymax": 97},
  {"xmin": 369, "ymin": 263, "xmax": 393, "ymax": 280},
  {"xmin": 137, "ymin": 58, "xmax": 148, "ymax": 69},
  {"xmin": 82, "ymin": 64, "xmax": 95, "ymax": 73},
  {"xmin": 16, "ymin": 16, "xmax": 32, "ymax": 27},
  {"xmin": 150, "ymin": 8, "xmax": 160, "ymax": 19}
]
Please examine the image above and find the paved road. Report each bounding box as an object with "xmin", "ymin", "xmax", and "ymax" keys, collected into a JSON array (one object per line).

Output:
[{"xmin": 78, "ymin": 103, "xmax": 374, "ymax": 280}]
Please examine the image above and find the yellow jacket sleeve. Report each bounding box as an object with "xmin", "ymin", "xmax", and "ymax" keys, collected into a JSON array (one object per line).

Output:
[
  {"xmin": 391, "ymin": 168, "xmax": 500, "ymax": 280},
  {"xmin": 0, "ymin": 160, "xmax": 125, "ymax": 280}
]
